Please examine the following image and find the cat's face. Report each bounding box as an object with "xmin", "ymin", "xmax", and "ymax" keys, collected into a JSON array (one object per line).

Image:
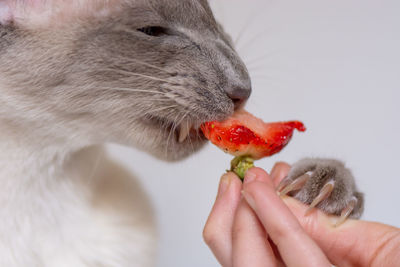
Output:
[{"xmin": 0, "ymin": 0, "xmax": 251, "ymax": 161}]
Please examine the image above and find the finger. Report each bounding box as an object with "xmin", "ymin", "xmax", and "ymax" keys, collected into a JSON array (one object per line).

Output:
[
  {"xmin": 203, "ymin": 172, "xmax": 243, "ymax": 267},
  {"xmin": 269, "ymin": 162, "xmax": 291, "ymax": 187},
  {"xmin": 231, "ymin": 170, "xmax": 277, "ymax": 267},
  {"xmin": 282, "ymin": 197, "xmax": 400, "ymax": 267},
  {"xmin": 242, "ymin": 168, "xmax": 331, "ymax": 267},
  {"xmin": 232, "ymin": 201, "xmax": 277, "ymax": 267}
]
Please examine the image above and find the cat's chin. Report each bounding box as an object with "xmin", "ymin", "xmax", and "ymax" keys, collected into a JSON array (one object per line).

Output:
[
  {"xmin": 124, "ymin": 116, "xmax": 209, "ymax": 162},
  {"xmin": 145, "ymin": 134, "xmax": 208, "ymax": 162},
  {"xmin": 153, "ymin": 139, "xmax": 208, "ymax": 162}
]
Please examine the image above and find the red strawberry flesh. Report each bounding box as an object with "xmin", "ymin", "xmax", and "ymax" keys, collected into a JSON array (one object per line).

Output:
[{"xmin": 201, "ymin": 110, "xmax": 306, "ymax": 160}]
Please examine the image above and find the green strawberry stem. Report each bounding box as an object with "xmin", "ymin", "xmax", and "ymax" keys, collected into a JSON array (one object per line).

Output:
[{"xmin": 230, "ymin": 156, "xmax": 255, "ymax": 181}]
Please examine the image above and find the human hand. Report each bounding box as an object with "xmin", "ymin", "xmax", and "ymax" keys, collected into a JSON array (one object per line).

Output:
[
  {"xmin": 203, "ymin": 163, "xmax": 400, "ymax": 267},
  {"xmin": 268, "ymin": 162, "xmax": 400, "ymax": 267},
  {"xmin": 203, "ymin": 165, "xmax": 330, "ymax": 266}
]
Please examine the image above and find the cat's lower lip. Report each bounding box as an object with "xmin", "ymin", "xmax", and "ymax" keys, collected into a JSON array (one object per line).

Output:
[
  {"xmin": 142, "ymin": 116, "xmax": 206, "ymax": 143},
  {"xmin": 177, "ymin": 120, "xmax": 204, "ymax": 143}
]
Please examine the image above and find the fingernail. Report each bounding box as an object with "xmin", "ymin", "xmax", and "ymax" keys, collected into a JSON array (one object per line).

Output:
[
  {"xmin": 217, "ymin": 174, "xmax": 231, "ymax": 197},
  {"xmin": 242, "ymin": 190, "xmax": 257, "ymax": 211},
  {"xmin": 244, "ymin": 170, "xmax": 257, "ymax": 184}
]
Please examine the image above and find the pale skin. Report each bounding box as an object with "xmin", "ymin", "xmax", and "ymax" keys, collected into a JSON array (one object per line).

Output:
[{"xmin": 203, "ymin": 162, "xmax": 400, "ymax": 267}]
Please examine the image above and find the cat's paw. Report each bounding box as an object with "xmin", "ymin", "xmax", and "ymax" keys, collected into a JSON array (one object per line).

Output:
[{"xmin": 277, "ymin": 158, "xmax": 364, "ymax": 225}]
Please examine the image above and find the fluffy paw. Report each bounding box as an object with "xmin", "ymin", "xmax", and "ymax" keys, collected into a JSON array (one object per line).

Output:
[{"xmin": 278, "ymin": 158, "xmax": 364, "ymax": 224}]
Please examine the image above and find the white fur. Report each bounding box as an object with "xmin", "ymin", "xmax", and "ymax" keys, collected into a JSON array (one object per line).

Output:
[
  {"xmin": 0, "ymin": 0, "xmax": 246, "ymax": 265},
  {"xmin": 0, "ymin": 131, "xmax": 157, "ymax": 266}
]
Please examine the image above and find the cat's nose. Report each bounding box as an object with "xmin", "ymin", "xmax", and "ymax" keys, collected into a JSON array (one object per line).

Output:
[{"xmin": 224, "ymin": 85, "xmax": 252, "ymax": 109}]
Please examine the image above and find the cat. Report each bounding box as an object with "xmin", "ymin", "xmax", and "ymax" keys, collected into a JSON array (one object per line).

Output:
[{"xmin": 0, "ymin": 0, "xmax": 363, "ymax": 266}]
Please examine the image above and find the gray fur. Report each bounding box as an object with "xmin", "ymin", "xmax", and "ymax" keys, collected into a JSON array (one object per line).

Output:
[
  {"xmin": 0, "ymin": 0, "xmax": 251, "ymax": 161},
  {"xmin": 287, "ymin": 158, "xmax": 364, "ymax": 218},
  {"xmin": 0, "ymin": 0, "xmax": 362, "ymax": 222}
]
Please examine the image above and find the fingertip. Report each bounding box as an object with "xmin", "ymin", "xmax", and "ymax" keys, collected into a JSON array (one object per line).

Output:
[
  {"xmin": 270, "ymin": 162, "xmax": 291, "ymax": 186},
  {"xmin": 215, "ymin": 172, "xmax": 242, "ymax": 207},
  {"xmin": 243, "ymin": 167, "xmax": 273, "ymax": 186},
  {"xmin": 214, "ymin": 172, "xmax": 243, "ymax": 210},
  {"xmin": 271, "ymin": 161, "xmax": 291, "ymax": 173},
  {"xmin": 220, "ymin": 171, "xmax": 240, "ymax": 186},
  {"xmin": 226, "ymin": 171, "xmax": 243, "ymax": 190},
  {"xmin": 222, "ymin": 171, "xmax": 239, "ymax": 179},
  {"xmin": 231, "ymin": 179, "xmax": 244, "ymax": 200},
  {"xmin": 217, "ymin": 173, "xmax": 232, "ymax": 197},
  {"xmin": 249, "ymin": 167, "xmax": 270, "ymax": 176}
]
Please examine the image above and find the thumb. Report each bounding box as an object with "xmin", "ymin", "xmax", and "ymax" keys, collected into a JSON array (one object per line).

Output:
[{"xmin": 283, "ymin": 197, "xmax": 400, "ymax": 267}]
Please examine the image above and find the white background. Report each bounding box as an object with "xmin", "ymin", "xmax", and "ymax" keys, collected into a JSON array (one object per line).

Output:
[{"xmin": 108, "ymin": 1, "xmax": 400, "ymax": 266}]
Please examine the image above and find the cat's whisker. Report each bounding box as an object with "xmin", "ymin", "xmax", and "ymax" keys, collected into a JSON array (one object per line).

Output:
[
  {"xmin": 101, "ymin": 87, "xmax": 195, "ymax": 107},
  {"xmin": 185, "ymin": 114, "xmax": 196, "ymax": 154},
  {"xmin": 171, "ymin": 111, "xmax": 188, "ymax": 147},
  {"xmin": 100, "ymin": 87, "xmax": 169, "ymax": 95},
  {"xmin": 131, "ymin": 59, "xmax": 175, "ymax": 75},
  {"xmin": 248, "ymin": 73, "xmax": 274, "ymax": 82},
  {"xmin": 178, "ymin": 108, "xmax": 191, "ymax": 131},
  {"xmin": 136, "ymin": 105, "xmax": 180, "ymax": 124},
  {"xmin": 143, "ymin": 105, "xmax": 179, "ymax": 116},
  {"xmin": 147, "ymin": 111, "xmax": 175, "ymax": 158},
  {"xmin": 105, "ymin": 68, "xmax": 176, "ymax": 84},
  {"xmin": 102, "ymin": 78, "xmax": 194, "ymax": 102},
  {"xmin": 247, "ymin": 64, "xmax": 275, "ymax": 74},
  {"xmin": 234, "ymin": 10, "xmax": 260, "ymax": 48},
  {"xmin": 139, "ymin": 99, "xmax": 173, "ymax": 103},
  {"xmin": 104, "ymin": 78, "xmax": 204, "ymax": 107},
  {"xmin": 247, "ymin": 67, "xmax": 271, "ymax": 76},
  {"xmin": 246, "ymin": 60, "xmax": 277, "ymax": 72},
  {"xmin": 236, "ymin": 28, "xmax": 271, "ymax": 57},
  {"xmin": 102, "ymin": 87, "xmax": 185, "ymax": 101},
  {"xmin": 135, "ymin": 96, "xmax": 176, "ymax": 103},
  {"xmin": 165, "ymin": 112, "xmax": 181, "ymax": 157},
  {"xmin": 244, "ymin": 52, "xmax": 274, "ymax": 68},
  {"xmin": 173, "ymin": 110, "xmax": 189, "ymax": 133}
]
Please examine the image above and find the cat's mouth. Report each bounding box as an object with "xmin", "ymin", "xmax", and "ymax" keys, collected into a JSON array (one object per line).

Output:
[
  {"xmin": 144, "ymin": 116, "xmax": 206, "ymax": 144},
  {"xmin": 176, "ymin": 121, "xmax": 204, "ymax": 143}
]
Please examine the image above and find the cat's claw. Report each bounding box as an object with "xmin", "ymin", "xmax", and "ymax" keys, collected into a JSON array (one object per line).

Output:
[
  {"xmin": 276, "ymin": 176, "xmax": 292, "ymax": 193},
  {"xmin": 278, "ymin": 171, "xmax": 312, "ymax": 196},
  {"xmin": 304, "ymin": 180, "xmax": 335, "ymax": 216},
  {"xmin": 277, "ymin": 158, "xmax": 364, "ymax": 226},
  {"xmin": 335, "ymin": 196, "xmax": 358, "ymax": 227}
]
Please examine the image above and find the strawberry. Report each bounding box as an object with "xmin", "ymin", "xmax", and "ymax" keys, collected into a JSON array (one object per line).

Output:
[{"xmin": 201, "ymin": 110, "xmax": 306, "ymax": 160}]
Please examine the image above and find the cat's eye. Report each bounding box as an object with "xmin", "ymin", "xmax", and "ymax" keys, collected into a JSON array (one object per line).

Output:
[{"xmin": 137, "ymin": 26, "xmax": 169, "ymax": 37}]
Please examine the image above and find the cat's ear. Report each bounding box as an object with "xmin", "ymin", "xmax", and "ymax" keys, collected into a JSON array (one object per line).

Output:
[{"xmin": 0, "ymin": 1, "xmax": 13, "ymax": 25}]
